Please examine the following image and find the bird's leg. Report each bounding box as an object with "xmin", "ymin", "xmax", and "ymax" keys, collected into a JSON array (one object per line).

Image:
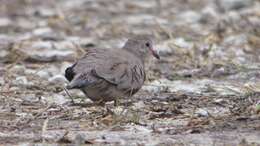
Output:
[
  {"xmin": 64, "ymin": 87, "xmax": 75, "ymax": 105},
  {"xmin": 120, "ymin": 88, "xmax": 134, "ymax": 116},
  {"xmin": 114, "ymin": 96, "xmax": 120, "ymax": 107}
]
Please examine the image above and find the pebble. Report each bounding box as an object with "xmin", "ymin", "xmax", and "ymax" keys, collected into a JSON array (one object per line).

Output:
[
  {"xmin": 17, "ymin": 18, "xmax": 36, "ymax": 29},
  {"xmin": 200, "ymin": 6, "xmax": 219, "ymax": 24},
  {"xmin": 9, "ymin": 86, "xmax": 20, "ymax": 92},
  {"xmin": 10, "ymin": 65, "xmax": 26, "ymax": 75},
  {"xmin": 110, "ymin": 106, "xmax": 127, "ymax": 115},
  {"xmin": 21, "ymin": 41, "xmax": 76, "ymax": 62},
  {"xmin": 0, "ymin": 50, "xmax": 8, "ymax": 60},
  {"xmin": 214, "ymin": 98, "xmax": 224, "ymax": 104},
  {"xmin": 195, "ymin": 108, "xmax": 209, "ymax": 117},
  {"xmin": 155, "ymin": 41, "xmax": 174, "ymax": 56},
  {"xmin": 127, "ymin": 1, "xmax": 156, "ymax": 9},
  {"xmin": 217, "ymin": 0, "xmax": 253, "ymax": 11},
  {"xmin": 223, "ymin": 34, "xmax": 247, "ymax": 46},
  {"xmin": 32, "ymin": 27, "xmax": 52, "ymax": 36},
  {"xmin": 52, "ymin": 94, "xmax": 69, "ymax": 104},
  {"xmin": 177, "ymin": 11, "xmax": 201, "ymax": 24},
  {"xmin": 35, "ymin": 8, "xmax": 57, "ymax": 17},
  {"xmin": 174, "ymin": 37, "xmax": 193, "ymax": 49},
  {"xmin": 48, "ymin": 74, "xmax": 67, "ymax": 85},
  {"xmin": 21, "ymin": 94, "xmax": 39, "ymax": 103},
  {"xmin": 122, "ymin": 14, "xmax": 168, "ymax": 25},
  {"xmin": 36, "ymin": 70, "xmax": 51, "ymax": 79},
  {"xmin": 14, "ymin": 76, "xmax": 28, "ymax": 85},
  {"xmin": 24, "ymin": 69, "xmax": 37, "ymax": 75},
  {"xmin": 0, "ymin": 17, "xmax": 12, "ymax": 27},
  {"xmin": 0, "ymin": 77, "xmax": 4, "ymax": 86},
  {"xmin": 132, "ymin": 101, "xmax": 146, "ymax": 110}
]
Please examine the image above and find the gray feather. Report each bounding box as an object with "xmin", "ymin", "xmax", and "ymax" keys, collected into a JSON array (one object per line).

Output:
[{"xmin": 65, "ymin": 35, "xmax": 154, "ymax": 102}]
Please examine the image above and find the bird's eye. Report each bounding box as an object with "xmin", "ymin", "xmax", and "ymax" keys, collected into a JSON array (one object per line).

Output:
[{"xmin": 145, "ymin": 42, "xmax": 150, "ymax": 47}]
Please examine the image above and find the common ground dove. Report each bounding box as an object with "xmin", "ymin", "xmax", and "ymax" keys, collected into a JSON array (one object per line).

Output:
[{"xmin": 65, "ymin": 35, "xmax": 159, "ymax": 103}]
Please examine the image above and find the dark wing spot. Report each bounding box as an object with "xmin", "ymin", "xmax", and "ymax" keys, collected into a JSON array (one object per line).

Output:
[
  {"xmin": 131, "ymin": 65, "xmax": 139, "ymax": 84},
  {"xmin": 65, "ymin": 63, "xmax": 76, "ymax": 81},
  {"xmin": 139, "ymin": 66, "xmax": 146, "ymax": 81}
]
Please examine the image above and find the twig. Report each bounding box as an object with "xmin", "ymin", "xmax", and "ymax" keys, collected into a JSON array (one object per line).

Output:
[
  {"xmin": 42, "ymin": 118, "xmax": 49, "ymax": 143},
  {"xmin": 22, "ymin": 104, "xmax": 54, "ymax": 125}
]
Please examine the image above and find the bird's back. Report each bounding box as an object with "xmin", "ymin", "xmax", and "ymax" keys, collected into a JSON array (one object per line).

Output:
[{"xmin": 65, "ymin": 47, "xmax": 145, "ymax": 102}]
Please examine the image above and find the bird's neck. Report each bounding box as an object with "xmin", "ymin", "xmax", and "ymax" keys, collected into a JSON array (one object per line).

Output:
[{"xmin": 122, "ymin": 45, "xmax": 146, "ymax": 63}]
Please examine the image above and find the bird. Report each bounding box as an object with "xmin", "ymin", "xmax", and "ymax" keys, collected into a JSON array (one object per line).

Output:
[{"xmin": 64, "ymin": 35, "xmax": 160, "ymax": 104}]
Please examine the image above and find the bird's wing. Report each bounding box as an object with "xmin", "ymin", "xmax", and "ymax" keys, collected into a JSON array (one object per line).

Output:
[
  {"xmin": 94, "ymin": 61, "xmax": 129, "ymax": 85},
  {"xmin": 65, "ymin": 48, "xmax": 145, "ymax": 92},
  {"xmin": 93, "ymin": 58, "xmax": 145, "ymax": 92}
]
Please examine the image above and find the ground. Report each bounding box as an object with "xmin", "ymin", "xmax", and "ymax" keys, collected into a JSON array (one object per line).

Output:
[{"xmin": 0, "ymin": 0, "xmax": 260, "ymax": 145}]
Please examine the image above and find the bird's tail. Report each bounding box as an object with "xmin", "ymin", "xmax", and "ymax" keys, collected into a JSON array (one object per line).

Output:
[{"xmin": 65, "ymin": 63, "xmax": 77, "ymax": 81}]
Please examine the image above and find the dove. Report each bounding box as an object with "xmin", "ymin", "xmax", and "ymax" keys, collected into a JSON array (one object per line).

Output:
[{"xmin": 65, "ymin": 35, "xmax": 159, "ymax": 104}]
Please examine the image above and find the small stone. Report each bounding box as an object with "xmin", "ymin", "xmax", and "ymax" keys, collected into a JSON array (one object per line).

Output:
[
  {"xmin": 33, "ymin": 27, "xmax": 52, "ymax": 36},
  {"xmin": 48, "ymin": 74, "xmax": 67, "ymax": 85},
  {"xmin": 51, "ymin": 94, "xmax": 69, "ymax": 104},
  {"xmin": 74, "ymin": 133, "xmax": 86, "ymax": 145},
  {"xmin": 174, "ymin": 37, "xmax": 193, "ymax": 49},
  {"xmin": 36, "ymin": 70, "xmax": 51, "ymax": 79},
  {"xmin": 23, "ymin": 40, "xmax": 76, "ymax": 62},
  {"xmin": 177, "ymin": 11, "xmax": 201, "ymax": 24},
  {"xmin": 61, "ymin": 90, "xmax": 86, "ymax": 99},
  {"xmin": 17, "ymin": 18, "xmax": 36, "ymax": 29},
  {"xmin": 110, "ymin": 106, "xmax": 127, "ymax": 115},
  {"xmin": 142, "ymin": 84, "xmax": 164, "ymax": 93},
  {"xmin": 132, "ymin": 101, "xmax": 146, "ymax": 110},
  {"xmin": 223, "ymin": 34, "xmax": 247, "ymax": 46},
  {"xmin": 14, "ymin": 76, "xmax": 28, "ymax": 85},
  {"xmin": 127, "ymin": 1, "xmax": 156, "ymax": 9},
  {"xmin": 200, "ymin": 6, "xmax": 219, "ymax": 24},
  {"xmin": 0, "ymin": 50, "xmax": 8, "ymax": 60},
  {"xmin": 0, "ymin": 77, "xmax": 4, "ymax": 86},
  {"xmin": 155, "ymin": 41, "xmax": 174, "ymax": 56},
  {"xmin": 46, "ymin": 65, "xmax": 61, "ymax": 76},
  {"xmin": 9, "ymin": 87, "xmax": 20, "ymax": 92},
  {"xmin": 9, "ymin": 65, "xmax": 25, "ymax": 75},
  {"xmin": 217, "ymin": 0, "xmax": 253, "ymax": 11},
  {"xmin": 195, "ymin": 108, "xmax": 209, "ymax": 117},
  {"xmin": 214, "ymin": 98, "xmax": 224, "ymax": 103},
  {"xmin": 24, "ymin": 69, "xmax": 37, "ymax": 75},
  {"xmin": 122, "ymin": 14, "xmax": 168, "ymax": 25},
  {"xmin": 21, "ymin": 94, "xmax": 39, "ymax": 102},
  {"xmin": 35, "ymin": 8, "xmax": 56, "ymax": 17},
  {"xmin": 0, "ymin": 17, "xmax": 12, "ymax": 27}
]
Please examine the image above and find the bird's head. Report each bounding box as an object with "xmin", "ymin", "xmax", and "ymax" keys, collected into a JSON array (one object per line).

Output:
[{"xmin": 123, "ymin": 35, "xmax": 160, "ymax": 61}]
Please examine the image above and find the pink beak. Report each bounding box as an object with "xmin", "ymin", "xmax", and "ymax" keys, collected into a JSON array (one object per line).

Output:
[{"xmin": 150, "ymin": 48, "xmax": 160, "ymax": 60}]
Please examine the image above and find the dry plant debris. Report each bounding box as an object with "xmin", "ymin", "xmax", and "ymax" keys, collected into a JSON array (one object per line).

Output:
[{"xmin": 0, "ymin": 0, "xmax": 260, "ymax": 145}]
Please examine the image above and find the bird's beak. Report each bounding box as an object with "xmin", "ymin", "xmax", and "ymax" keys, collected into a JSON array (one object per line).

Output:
[{"xmin": 150, "ymin": 48, "xmax": 160, "ymax": 60}]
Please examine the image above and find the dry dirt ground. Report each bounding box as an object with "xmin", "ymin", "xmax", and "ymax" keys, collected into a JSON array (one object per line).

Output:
[{"xmin": 0, "ymin": 0, "xmax": 260, "ymax": 145}]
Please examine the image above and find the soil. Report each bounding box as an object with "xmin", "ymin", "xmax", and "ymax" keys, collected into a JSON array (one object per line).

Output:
[{"xmin": 0, "ymin": 0, "xmax": 260, "ymax": 145}]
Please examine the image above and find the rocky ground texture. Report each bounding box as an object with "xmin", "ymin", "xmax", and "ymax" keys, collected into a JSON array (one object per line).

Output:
[{"xmin": 0, "ymin": 0, "xmax": 260, "ymax": 145}]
